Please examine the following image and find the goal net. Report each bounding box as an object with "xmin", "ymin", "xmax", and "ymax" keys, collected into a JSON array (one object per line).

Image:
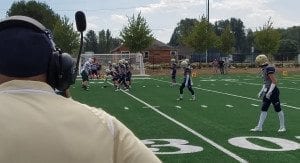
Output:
[{"xmin": 79, "ymin": 53, "xmax": 146, "ymax": 76}]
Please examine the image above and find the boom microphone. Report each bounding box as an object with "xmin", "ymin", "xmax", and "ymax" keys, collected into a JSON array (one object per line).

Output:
[
  {"xmin": 73, "ymin": 11, "xmax": 86, "ymax": 84},
  {"xmin": 75, "ymin": 11, "xmax": 86, "ymax": 32}
]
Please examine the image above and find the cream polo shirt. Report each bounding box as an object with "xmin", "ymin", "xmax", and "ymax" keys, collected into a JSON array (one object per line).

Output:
[{"xmin": 0, "ymin": 80, "xmax": 161, "ymax": 163}]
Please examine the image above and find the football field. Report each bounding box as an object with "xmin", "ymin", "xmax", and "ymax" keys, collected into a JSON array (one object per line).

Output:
[{"xmin": 70, "ymin": 73, "xmax": 300, "ymax": 163}]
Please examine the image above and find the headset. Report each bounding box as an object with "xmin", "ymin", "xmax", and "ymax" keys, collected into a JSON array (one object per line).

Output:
[{"xmin": 0, "ymin": 13, "xmax": 86, "ymax": 94}]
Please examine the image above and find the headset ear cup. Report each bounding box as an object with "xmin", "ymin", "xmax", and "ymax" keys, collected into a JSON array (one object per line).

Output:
[
  {"xmin": 58, "ymin": 53, "xmax": 76, "ymax": 90},
  {"xmin": 47, "ymin": 52, "xmax": 75, "ymax": 91},
  {"xmin": 47, "ymin": 52, "xmax": 60, "ymax": 89}
]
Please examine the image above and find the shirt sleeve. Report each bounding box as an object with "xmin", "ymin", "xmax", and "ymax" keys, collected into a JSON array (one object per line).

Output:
[
  {"xmin": 266, "ymin": 67, "xmax": 275, "ymax": 75},
  {"xmin": 112, "ymin": 117, "xmax": 161, "ymax": 163}
]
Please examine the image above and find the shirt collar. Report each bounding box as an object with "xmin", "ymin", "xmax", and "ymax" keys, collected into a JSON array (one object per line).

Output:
[{"xmin": 0, "ymin": 80, "xmax": 55, "ymax": 94}]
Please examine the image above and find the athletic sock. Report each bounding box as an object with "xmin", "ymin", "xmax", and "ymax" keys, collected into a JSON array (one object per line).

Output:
[
  {"xmin": 278, "ymin": 111, "xmax": 285, "ymax": 128},
  {"xmin": 257, "ymin": 111, "xmax": 267, "ymax": 129}
]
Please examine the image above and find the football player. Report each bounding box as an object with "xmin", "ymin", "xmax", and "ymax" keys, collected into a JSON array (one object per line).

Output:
[
  {"xmin": 117, "ymin": 59, "xmax": 129, "ymax": 91},
  {"xmin": 80, "ymin": 58, "xmax": 94, "ymax": 90},
  {"xmin": 125, "ymin": 60, "xmax": 132, "ymax": 88},
  {"xmin": 177, "ymin": 60, "xmax": 195, "ymax": 101},
  {"xmin": 250, "ymin": 54, "xmax": 286, "ymax": 132},
  {"xmin": 111, "ymin": 63, "xmax": 120, "ymax": 90},
  {"xmin": 170, "ymin": 58, "xmax": 177, "ymax": 87}
]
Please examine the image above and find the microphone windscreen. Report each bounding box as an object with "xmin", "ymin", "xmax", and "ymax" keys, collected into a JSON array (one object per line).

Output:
[{"xmin": 75, "ymin": 11, "xmax": 86, "ymax": 32}]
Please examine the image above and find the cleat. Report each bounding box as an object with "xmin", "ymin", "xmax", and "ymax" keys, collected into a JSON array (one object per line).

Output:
[
  {"xmin": 176, "ymin": 98, "xmax": 183, "ymax": 101},
  {"xmin": 278, "ymin": 127, "xmax": 286, "ymax": 132},
  {"xmin": 250, "ymin": 126, "xmax": 262, "ymax": 132}
]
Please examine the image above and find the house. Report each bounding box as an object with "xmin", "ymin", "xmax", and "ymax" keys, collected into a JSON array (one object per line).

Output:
[{"xmin": 111, "ymin": 39, "xmax": 177, "ymax": 64}]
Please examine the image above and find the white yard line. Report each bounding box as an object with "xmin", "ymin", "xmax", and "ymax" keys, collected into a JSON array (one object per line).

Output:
[
  {"xmin": 226, "ymin": 105, "xmax": 234, "ymax": 108},
  {"xmin": 251, "ymin": 104, "xmax": 259, "ymax": 107},
  {"xmin": 152, "ymin": 78, "xmax": 300, "ymax": 110},
  {"xmin": 224, "ymin": 80, "xmax": 300, "ymax": 91},
  {"xmin": 108, "ymin": 82, "xmax": 248, "ymax": 163},
  {"xmin": 201, "ymin": 105, "xmax": 208, "ymax": 108},
  {"xmin": 142, "ymin": 106, "xmax": 160, "ymax": 108}
]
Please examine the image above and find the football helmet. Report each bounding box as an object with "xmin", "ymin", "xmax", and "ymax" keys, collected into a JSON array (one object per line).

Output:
[
  {"xmin": 105, "ymin": 68, "xmax": 111, "ymax": 73},
  {"xmin": 181, "ymin": 60, "xmax": 188, "ymax": 68},
  {"xmin": 255, "ymin": 54, "xmax": 268, "ymax": 66}
]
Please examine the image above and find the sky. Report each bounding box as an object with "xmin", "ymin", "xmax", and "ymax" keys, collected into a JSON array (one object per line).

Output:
[{"xmin": 0, "ymin": 0, "xmax": 299, "ymax": 43}]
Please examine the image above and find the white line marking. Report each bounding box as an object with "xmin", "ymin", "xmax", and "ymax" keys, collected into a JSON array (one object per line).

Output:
[
  {"xmin": 152, "ymin": 78, "xmax": 300, "ymax": 110},
  {"xmin": 251, "ymin": 104, "xmax": 259, "ymax": 107},
  {"xmin": 201, "ymin": 105, "xmax": 208, "ymax": 108},
  {"xmin": 132, "ymin": 77, "xmax": 151, "ymax": 80},
  {"xmin": 108, "ymin": 82, "xmax": 248, "ymax": 163},
  {"xmin": 226, "ymin": 105, "xmax": 234, "ymax": 108},
  {"xmin": 224, "ymin": 80, "xmax": 300, "ymax": 91},
  {"xmin": 142, "ymin": 106, "xmax": 160, "ymax": 108},
  {"xmin": 175, "ymin": 105, "xmax": 182, "ymax": 109},
  {"xmin": 124, "ymin": 107, "xmax": 129, "ymax": 110},
  {"xmin": 200, "ymin": 79, "xmax": 216, "ymax": 82}
]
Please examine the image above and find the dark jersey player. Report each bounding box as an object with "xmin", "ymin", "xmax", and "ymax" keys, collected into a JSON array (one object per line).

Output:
[
  {"xmin": 177, "ymin": 60, "xmax": 195, "ymax": 101},
  {"xmin": 250, "ymin": 54, "xmax": 286, "ymax": 132},
  {"xmin": 170, "ymin": 58, "xmax": 177, "ymax": 87}
]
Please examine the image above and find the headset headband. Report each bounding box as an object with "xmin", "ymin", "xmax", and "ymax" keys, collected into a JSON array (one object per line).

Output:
[
  {"xmin": 0, "ymin": 16, "xmax": 56, "ymax": 50},
  {"xmin": 0, "ymin": 16, "xmax": 46, "ymax": 32}
]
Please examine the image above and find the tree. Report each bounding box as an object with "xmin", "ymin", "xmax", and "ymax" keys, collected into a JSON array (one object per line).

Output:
[
  {"xmin": 111, "ymin": 38, "xmax": 122, "ymax": 51},
  {"xmin": 254, "ymin": 18, "xmax": 281, "ymax": 58},
  {"xmin": 98, "ymin": 30, "xmax": 106, "ymax": 53},
  {"xmin": 229, "ymin": 18, "xmax": 247, "ymax": 53},
  {"xmin": 183, "ymin": 17, "xmax": 217, "ymax": 53},
  {"xmin": 278, "ymin": 26, "xmax": 300, "ymax": 53},
  {"xmin": 218, "ymin": 25, "xmax": 235, "ymax": 55},
  {"xmin": 7, "ymin": 0, "xmax": 59, "ymax": 31},
  {"xmin": 84, "ymin": 30, "xmax": 98, "ymax": 53},
  {"xmin": 97, "ymin": 29, "xmax": 116, "ymax": 53},
  {"xmin": 214, "ymin": 18, "xmax": 247, "ymax": 53},
  {"xmin": 168, "ymin": 18, "xmax": 199, "ymax": 46},
  {"xmin": 105, "ymin": 29, "xmax": 113, "ymax": 53},
  {"xmin": 275, "ymin": 39, "xmax": 298, "ymax": 61},
  {"xmin": 245, "ymin": 29, "xmax": 255, "ymax": 53},
  {"xmin": 53, "ymin": 16, "xmax": 79, "ymax": 55},
  {"xmin": 120, "ymin": 12, "xmax": 154, "ymax": 53},
  {"xmin": 7, "ymin": 0, "xmax": 80, "ymax": 56}
]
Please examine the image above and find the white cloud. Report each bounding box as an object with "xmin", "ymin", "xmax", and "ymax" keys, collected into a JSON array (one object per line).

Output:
[
  {"xmin": 86, "ymin": 15, "xmax": 101, "ymax": 31},
  {"xmin": 136, "ymin": 0, "xmax": 205, "ymax": 14},
  {"xmin": 111, "ymin": 14, "xmax": 127, "ymax": 24},
  {"xmin": 210, "ymin": 0, "xmax": 297, "ymax": 29}
]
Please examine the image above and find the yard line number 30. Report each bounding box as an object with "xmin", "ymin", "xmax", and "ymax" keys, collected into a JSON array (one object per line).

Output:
[{"xmin": 142, "ymin": 136, "xmax": 300, "ymax": 154}]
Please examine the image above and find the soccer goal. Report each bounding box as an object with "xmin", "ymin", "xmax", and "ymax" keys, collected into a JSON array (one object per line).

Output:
[{"xmin": 79, "ymin": 53, "xmax": 146, "ymax": 76}]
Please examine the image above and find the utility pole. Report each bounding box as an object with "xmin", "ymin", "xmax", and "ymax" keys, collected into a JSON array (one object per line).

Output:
[
  {"xmin": 205, "ymin": 0, "xmax": 210, "ymax": 63},
  {"xmin": 207, "ymin": 0, "xmax": 209, "ymax": 23}
]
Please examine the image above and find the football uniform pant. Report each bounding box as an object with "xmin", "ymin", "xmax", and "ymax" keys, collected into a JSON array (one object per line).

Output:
[
  {"xmin": 180, "ymin": 79, "xmax": 194, "ymax": 95},
  {"xmin": 261, "ymin": 87, "xmax": 281, "ymax": 112}
]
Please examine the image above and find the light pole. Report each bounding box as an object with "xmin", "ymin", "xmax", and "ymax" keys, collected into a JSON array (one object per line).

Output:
[
  {"xmin": 251, "ymin": 46, "xmax": 254, "ymax": 66},
  {"xmin": 205, "ymin": 0, "xmax": 210, "ymax": 63}
]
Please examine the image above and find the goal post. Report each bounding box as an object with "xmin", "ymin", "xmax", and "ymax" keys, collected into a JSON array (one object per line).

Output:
[{"xmin": 79, "ymin": 53, "xmax": 146, "ymax": 76}]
